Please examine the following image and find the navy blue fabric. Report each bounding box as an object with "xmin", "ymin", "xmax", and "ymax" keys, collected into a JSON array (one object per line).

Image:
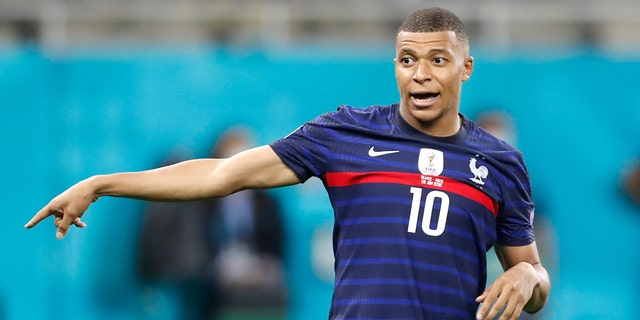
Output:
[{"xmin": 270, "ymin": 104, "xmax": 534, "ymax": 319}]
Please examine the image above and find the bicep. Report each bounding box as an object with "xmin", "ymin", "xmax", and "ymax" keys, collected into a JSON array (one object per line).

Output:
[
  {"xmin": 214, "ymin": 145, "xmax": 301, "ymax": 193},
  {"xmin": 494, "ymin": 242, "xmax": 542, "ymax": 271}
]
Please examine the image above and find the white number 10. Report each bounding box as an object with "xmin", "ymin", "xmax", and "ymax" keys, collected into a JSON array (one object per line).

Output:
[{"xmin": 407, "ymin": 187, "xmax": 450, "ymax": 236}]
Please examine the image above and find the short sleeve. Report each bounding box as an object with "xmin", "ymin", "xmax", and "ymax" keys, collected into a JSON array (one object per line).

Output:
[
  {"xmin": 495, "ymin": 152, "xmax": 536, "ymax": 246},
  {"xmin": 270, "ymin": 113, "xmax": 338, "ymax": 182}
]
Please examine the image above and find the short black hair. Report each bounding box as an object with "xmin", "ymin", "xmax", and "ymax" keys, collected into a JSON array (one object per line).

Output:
[{"xmin": 398, "ymin": 7, "xmax": 468, "ymax": 43}]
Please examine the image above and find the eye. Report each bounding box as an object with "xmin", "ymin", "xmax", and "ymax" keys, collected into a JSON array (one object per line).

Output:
[
  {"xmin": 400, "ymin": 56, "xmax": 415, "ymax": 66},
  {"xmin": 433, "ymin": 57, "xmax": 447, "ymax": 65}
]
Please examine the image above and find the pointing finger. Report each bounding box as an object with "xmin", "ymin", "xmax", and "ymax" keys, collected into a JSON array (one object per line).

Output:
[{"xmin": 25, "ymin": 205, "xmax": 56, "ymax": 229}]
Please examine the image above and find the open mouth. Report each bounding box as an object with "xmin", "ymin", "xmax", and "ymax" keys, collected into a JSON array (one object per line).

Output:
[{"xmin": 411, "ymin": 92, "xmax": 439, "ymax": 106}]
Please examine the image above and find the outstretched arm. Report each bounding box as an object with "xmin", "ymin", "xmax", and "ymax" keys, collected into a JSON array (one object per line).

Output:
[
  {"xmin": 25, "ymin": 145, "xmax": 300, "ymax": 239},
  {"xmin": 475, "ymin": 241, "xmax": 550, "ymax": 319}
]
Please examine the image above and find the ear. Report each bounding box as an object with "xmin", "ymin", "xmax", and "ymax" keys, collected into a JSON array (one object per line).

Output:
[{"xmin": 462, "ymin": 56, "xmax": 474, "ymax": 82}]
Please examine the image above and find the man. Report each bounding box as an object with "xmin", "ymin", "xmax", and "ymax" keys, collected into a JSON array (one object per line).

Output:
[{"xmin": 26, "ymin": 7, "xmax": 549, "ymax": 320}]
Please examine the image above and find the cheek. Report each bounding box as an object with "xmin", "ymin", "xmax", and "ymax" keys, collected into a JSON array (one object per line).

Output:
[
  {"xmin": 395, "ymin": 70, "xmax": 413, "ymax": 91},
  {"xmin": 440, "ymin": 72, "xmax": 463, "ymax": 93},
  {"xmin": 442, "ymin": 83, "xmax": 461, "ymax": 101}
]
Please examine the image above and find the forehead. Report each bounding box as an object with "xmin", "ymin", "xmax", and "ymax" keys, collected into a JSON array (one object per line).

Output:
[{"xmin": 395, "ymin": 31, "xmax": 466, "ymax": 55}]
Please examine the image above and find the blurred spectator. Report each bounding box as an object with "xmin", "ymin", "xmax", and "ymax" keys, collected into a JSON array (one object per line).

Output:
[
  {"xmin": 621, "ymin": 157, "xmax": 640, "ymax": 207},
  {"xmin": 475, "ymin": 110, "xmax": 558, "ymax": 319},
  {"xmin": 137, "ymin": 148, "xmax": 211, "ymax": 320},
  {"xmin": 137, "ymin": 126, "xmax": 288, "ymax": 319},
  {"xmin": 203, "ymin": 126, "xmax": 288, "ymax": 319},
  {"xmin": 620, "ymin": 155, "xmax": 640, "ymax": 320},
  {"xmin": 475, "ymin": 110, "xmax": 517, "ymax": 146}
]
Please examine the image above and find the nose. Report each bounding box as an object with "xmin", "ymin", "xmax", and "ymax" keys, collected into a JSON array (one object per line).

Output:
[{"xmin": 412, "ymin": 61, "xmax": 431, "ymax": 83}]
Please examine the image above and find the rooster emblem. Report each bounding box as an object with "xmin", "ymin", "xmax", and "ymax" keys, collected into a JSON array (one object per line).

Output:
[{"xmin": 469, "ymin": 158, "xmax": 488, "ymax": 185}]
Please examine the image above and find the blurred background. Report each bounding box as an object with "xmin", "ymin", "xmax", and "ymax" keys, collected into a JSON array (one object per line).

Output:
[{"xmin": 3, "ymin": 0, "xmax": 640, "ymax": 319}]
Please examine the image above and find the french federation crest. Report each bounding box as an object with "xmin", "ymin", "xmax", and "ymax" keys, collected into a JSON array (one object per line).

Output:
[
  {"xmin": 469, "ymin": 157, "xmax": 489, "ymax": 185},
  {"xmin": 418, "ymin": 148, "xmax": 444, "ymax": 176}
]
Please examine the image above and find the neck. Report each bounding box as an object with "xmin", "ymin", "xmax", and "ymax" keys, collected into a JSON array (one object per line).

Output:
[{"xmin": 399, "ymin": 107, "xmax": 462, "ymax": 137}]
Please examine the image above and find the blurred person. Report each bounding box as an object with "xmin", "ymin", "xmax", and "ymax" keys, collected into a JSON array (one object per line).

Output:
[
  {"xmin": 474, "ymin": 110, "xmax": 517, "ymax": 147},
  {"xmin": 137, "ymin": 149, "xmax": 210, "ymax": 320},
  {"xmin": 621, "ymin": 157, "xmax": 640, "ymax": 206},
  {"xmin": 620, "ymin": 156, "xmax": 640, "ymax": 319},
  {"xmin": 27, "ymin": 7, "xmax": 550, "ymax": 320},
  {"xmin": 203, "ymin": 126, "xmax": 287, "ymax": 319}
]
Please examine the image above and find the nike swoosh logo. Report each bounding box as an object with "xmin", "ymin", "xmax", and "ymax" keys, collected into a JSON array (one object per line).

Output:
[{"xmin": 368, "ymin": 146, "xmax": 400, "ymax": 157}]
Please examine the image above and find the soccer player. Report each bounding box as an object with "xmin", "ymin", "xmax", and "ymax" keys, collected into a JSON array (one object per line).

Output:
[{"xmin": 26, "ymin": 7, "xmax": 550, "ymax": 320}]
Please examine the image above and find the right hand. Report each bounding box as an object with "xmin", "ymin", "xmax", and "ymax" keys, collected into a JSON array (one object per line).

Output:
[{"xmin": 25, "ymin": 178, "xmax": 97, "ymax": 239}]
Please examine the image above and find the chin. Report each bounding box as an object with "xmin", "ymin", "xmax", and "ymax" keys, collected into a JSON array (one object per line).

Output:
[{"xmin": 410, "ymin": 108, "xmax": 443, "ymax": 123}]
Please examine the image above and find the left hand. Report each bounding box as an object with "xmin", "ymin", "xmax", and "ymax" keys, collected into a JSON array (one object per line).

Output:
[{"xmin": 475, "ymin": 262, "xmax": 539, "ymax": 319}]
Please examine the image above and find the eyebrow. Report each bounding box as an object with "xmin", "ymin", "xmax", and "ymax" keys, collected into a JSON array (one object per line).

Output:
[
  {"xmin": 397, "ymin": 47, "xmax": 416, "ymax": 56},
  {"xmin": 397, "ymin": 47, "xmax": 452, "ymax": 57},
  {"xmin": 428, "ymin": 48, "xmax": 451, "ymax": 55}
]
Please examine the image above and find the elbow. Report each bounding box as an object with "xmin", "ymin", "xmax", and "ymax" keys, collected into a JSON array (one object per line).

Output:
[
  {"xmin": 202, "ymin": 171, "xmax": 242, "ymax": 199},
  {"xmin": 201, "ymin": 181, "xmax": 236, "ymax": 199}
]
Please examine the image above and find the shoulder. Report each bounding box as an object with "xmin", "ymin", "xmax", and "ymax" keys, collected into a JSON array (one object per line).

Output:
[
  {"xmin": 313, "ymin": 104, "xmax": 394, "ymax": 126},
  {"xmin": 462, "ymin": 116, "xmax": 529, "ymax": 175},
  {"xmin": 465, "ymin": 116, "xmax": 523, "ymax": 157},
  {"xmin": 336, "ymin": 104, "xmax": 393, "ymax": 116},
  {"xmin": 269, "ymin": 104, "xmax": 396, "ymax": 181}
]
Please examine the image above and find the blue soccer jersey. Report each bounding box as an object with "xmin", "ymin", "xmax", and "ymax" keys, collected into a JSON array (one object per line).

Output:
[{"xmin": 270, "ymin": 104, "xmax": 535, "ymax": 320}]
